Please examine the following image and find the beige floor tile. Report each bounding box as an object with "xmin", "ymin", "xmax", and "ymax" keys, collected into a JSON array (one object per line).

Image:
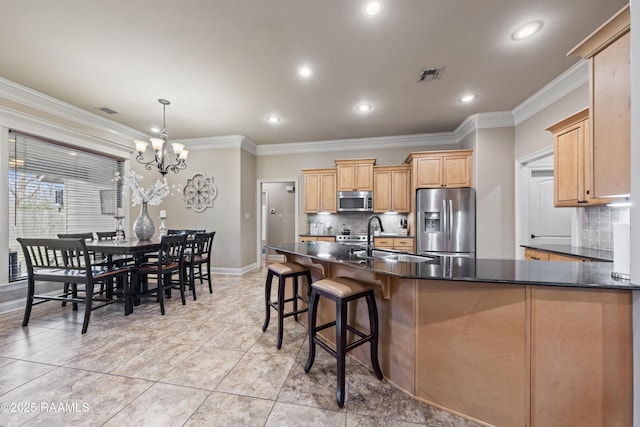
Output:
[
  {"xmin": 184, "ymin": 391, "xmax": 274, "ymax": 426},
  {"xmin": 216, "ymin": 352, "xmax": 295, "ymax": 400},
  {"xmin": 0, "ymin": 359, "xmax": 57, "ymax": 395},
  {"xmin": 102, "ymin": 382, "xmax": 209, "ymax": 427},
  {"xmin": 265, "ymin": 401, "xmax": 346, "ymax": 427},
  {"xmin": 109, "ymin": 341, "xmax": 199, "ymax": 380},
  {"xmin": 160, "ymin": 347, "xmax": 245, "ymax": 390}
]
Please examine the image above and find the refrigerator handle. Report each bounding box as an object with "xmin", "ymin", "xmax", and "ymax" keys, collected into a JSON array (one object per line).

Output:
[
  {"xmin": 448, "ymin": 199, "xmax": 453, "ymax": 241},
  {"xmin": 442, "ymin": 199, "xmax": 448, "ymax": 242}
]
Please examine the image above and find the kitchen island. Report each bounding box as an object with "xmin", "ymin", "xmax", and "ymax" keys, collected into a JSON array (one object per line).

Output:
[{"xmin": 266, "ymin": 241, "xmax": 636, "ymax": 427}]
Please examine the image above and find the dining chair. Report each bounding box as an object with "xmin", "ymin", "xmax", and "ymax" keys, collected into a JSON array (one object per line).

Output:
[
  {"xmin": 183, "ymin": 231, "xmax": 216, "ymax": 299},
  {"xmin": 57, "ymin": 232, "xmax": 101, "ymax": 303},
  {"xmin": 130, "ymin": 234, "xmax": 188, "ymax": 315},
  {"xmin": 17, "ymin": 237, "xmax": 131, "ymax": 333}
]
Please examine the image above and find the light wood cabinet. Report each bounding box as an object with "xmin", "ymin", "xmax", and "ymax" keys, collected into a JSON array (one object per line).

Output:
[
  {"xmin": 524, "ymin": 247, "xmax": 594, "ymax": 263},
  {"xmin": 547, "ymin": 109, "xmax": 607, "ymax": 207},
  {"xmin": 373, "ymin": 165, "xmax": 411, "ymax": 213},
  {"xmin": 303, "ymin": 168, "xmax": 337, "ymax": 213},
  {"xmin": 335, "ymin": 158, "xmax": 376, "ymax": 192},
  {"xmin": 569, "ymin": 5, "xmax": 630, "ymax": 198},
  {"xmin": 299, "ymin": 235, "xmax": 336, "ymax": 243},
  {"xmin": 530, "ymin": 286, "xmax": 632, "ymax": 427},
  {"xmin": 405, "ymin": 149, "xmax": 472, "ymax": 189},
  {"xmin": 374, "ymin": 237, "xmax": 414, "ymax": 251}
]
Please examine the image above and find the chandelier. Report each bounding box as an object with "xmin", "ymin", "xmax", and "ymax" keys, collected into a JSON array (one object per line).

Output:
[{"xmin": 134, "ymin": 99, "xmax": 188, "ymax": 176}]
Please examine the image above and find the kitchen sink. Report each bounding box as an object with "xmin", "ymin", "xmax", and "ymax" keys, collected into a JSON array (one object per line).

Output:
[{"xmin": 351, "ymin": 250, "xmax": 433, "ymax": 263}]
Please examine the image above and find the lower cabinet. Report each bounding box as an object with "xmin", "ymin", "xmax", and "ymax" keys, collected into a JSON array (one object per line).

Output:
[
  {"xmin": 374, "ymin": 237, "xmax": 414, "ymax": 251},
  {"xmin": 298, "ymin": 235, "xmax": 336, "ymax": 243},
  {"xmin": 415, "ymin": 281, "xmax": 632, "ymax": 427},
  {"xmin": 524, "ymin": 247, "xmax": 591, "ymax": 262}
]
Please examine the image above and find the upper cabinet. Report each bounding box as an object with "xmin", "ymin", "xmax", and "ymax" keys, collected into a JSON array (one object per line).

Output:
[
  {"xmin": 568, "ymin": 4, "xmax": 630, "ymax": 198},
  {"xmin": 335, "ymin": 158, "xmax": 376, "ymax": 192},
  {"xmin": 373, "ymin": 165, "xmax": 411, "ymax": 213},
  {"xmin": 405, "ymin": 149, "xmax": 472, "ymax": 189},
  {"xmin": 547, "ymin": 109, "xmax": 607, "ymax": 207},
  {"xmin": 303, "ymin": 168, "xmax": 337, "ymax": 213}
]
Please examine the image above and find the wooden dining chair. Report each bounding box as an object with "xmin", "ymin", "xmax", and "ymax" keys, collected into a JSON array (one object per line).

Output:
[
  {"xmin": 17, "ymin": 237, "xmax": 131, "ymax": 333},
  {"xmin": 130, "ymin": 234, "xmax": 188, "ymax": 315},
  {"xmin": 182, "ymin": 231, "xmax": 216, "ymax": 299}
]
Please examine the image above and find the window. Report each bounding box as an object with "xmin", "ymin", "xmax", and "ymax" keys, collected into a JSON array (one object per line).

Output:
[{"xmin": 8, "ymin": 131, "xmax": 124, "ymax": 281}]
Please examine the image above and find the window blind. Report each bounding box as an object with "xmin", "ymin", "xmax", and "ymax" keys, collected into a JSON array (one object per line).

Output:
[{"xmin": 8, "ymin": 131, "xmax": 124, "ymax": 281}]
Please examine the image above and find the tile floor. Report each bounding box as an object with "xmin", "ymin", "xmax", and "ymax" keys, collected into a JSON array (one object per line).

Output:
[{"xmin": 0, "ymin": 268, "xmax": 479, "ymax": 426}]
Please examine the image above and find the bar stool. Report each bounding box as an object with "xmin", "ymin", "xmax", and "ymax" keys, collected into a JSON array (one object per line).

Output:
[
  {"xmin": 304, "ymin": 276, "xmax": 383, "ymax": 408},
  {"xmin": 262, "ymin": 262, "xmax": 313, "ymax": 349}
]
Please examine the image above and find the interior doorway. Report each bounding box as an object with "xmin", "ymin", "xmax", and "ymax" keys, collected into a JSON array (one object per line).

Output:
[
  {"xmin": 515, "ymin": 150, "xmax": 575, "ymax": 258},
  {"xmin": 256, "ymin": 179, "xmax": 298, "ymax": 267}
]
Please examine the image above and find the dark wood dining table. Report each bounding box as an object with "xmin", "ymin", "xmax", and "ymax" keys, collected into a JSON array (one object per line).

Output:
[{"xmin": 86, "ymin": 238, "xmax": 162, "ymax": 313}]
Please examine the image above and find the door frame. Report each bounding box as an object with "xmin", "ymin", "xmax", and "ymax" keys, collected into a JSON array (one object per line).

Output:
[
  {"xmin": 256, "ymin": 177, "xmax": 299, "ymax": 267},
  {"xmin": 515, "ymin": 147, "xmax": 553, "ymax": 259}
]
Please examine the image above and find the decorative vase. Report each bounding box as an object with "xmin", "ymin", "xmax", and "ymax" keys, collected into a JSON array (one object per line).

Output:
[{"xmin": 133, "ymin": 202, "xmax": 155, "ymax": 241}]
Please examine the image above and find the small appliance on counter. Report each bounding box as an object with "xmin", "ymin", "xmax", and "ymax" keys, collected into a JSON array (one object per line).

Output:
[{"xmin": 398, "ymin": 218, "xmax": 408, "ymax": 236}]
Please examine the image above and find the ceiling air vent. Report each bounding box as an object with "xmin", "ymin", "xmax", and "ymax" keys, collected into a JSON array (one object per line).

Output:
[
  {"xmin": 419, "ymin": 66, "xmax": 444, "ymax": 82},
  {"xmin": 97, "ymin": 106, "xmax": 118, "ymax": 115}
]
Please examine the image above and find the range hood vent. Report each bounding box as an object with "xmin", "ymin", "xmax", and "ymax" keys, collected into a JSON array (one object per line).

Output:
[{"xmin": 419, "ymin": 66, "xmax": 445, "ymax": 82}]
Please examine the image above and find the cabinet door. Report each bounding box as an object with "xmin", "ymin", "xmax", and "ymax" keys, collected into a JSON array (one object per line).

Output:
[
  {"xmin": 547, "ymin": 253, "xmax": 587, "ymax": 262},
  {"xmin": 393, "ymin": 238, "xmax": 414, "ymax": 251},
  {"xmin": 304, "ymin": 173, "xmax": 320, "ymax": 213},
  {"xmin": 373, "ymin": 170, "xmax": 392, "ymax": 213},
  {"xmin": 391, "ymin": 168, "xmax": 411, "ymax": 212},
  {"xmin": 554, "ymin": 122, "xmax": 583, "ymax": 207},
  {"xmin": 415, "ymin": 156, "xmax": 443, "ymax": 188},
  {"xmin": 592, "ymin": 31, "xmax": 630, "ymax": 198},
  {"xmin": 524, "ymin": 248, "xmax": 550, "ymax": 261},
  {"xmin": 355, "ymin": 163, "xmax": 374, "ymax": 190},
  {"xmin": 530, "ymin": 286, "xmax": 632, "ymax": 427},
  {"xmin": 336, "ymin": 164, "xmax": 356, "ymax": 192},
  {"xmin": 320, "ymin": 171, "xmax": 337, "ymax": 212},
  {"xmin": 373, "ymin": 237, "xmax": 394, "ymax": 248},
  {"xmin": 443, "ymin": 155, "xmax": 471, "ymax": 187}
]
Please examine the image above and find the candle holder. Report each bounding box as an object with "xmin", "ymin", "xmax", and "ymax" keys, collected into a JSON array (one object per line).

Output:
[
  {"xmin": 159, "ymin": 213, "xmax": 167, "ymax": 237},
  {"xmin": 114, "ymin": 215, "xmax": 125, "ymax": 241}
]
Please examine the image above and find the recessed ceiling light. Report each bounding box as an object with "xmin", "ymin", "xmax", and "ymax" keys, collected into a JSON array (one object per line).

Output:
[
  {"xmin": 459, "ymin": 94, "xmax": 477, "ymax": 103},
  {"xmin": 267, "ymin": 115, "xmax": 281, "ymax": 124},
  {"xmin": 298, "ymin": 65, "xmax": 312, "ymax": 78},
  {"xmin": 512, "ymin": 21, "xmax": 543, "ymax": 41},
  {"xmin": 356, "ymin": 103, "xmax": 373, "ymax": 113},
  {"xmin": 363, "ymin": 1, "xmax": 382, "ymax": 16}
]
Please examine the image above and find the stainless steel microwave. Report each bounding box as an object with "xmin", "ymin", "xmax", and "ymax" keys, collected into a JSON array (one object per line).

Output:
[{"xmin": 337, "ymin": 191, "xmax": 373, "ymax": 212}]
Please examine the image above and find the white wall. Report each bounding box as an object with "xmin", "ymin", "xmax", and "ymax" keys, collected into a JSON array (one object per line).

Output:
[{"xmin": 475, "ymin": 127, "xmax": 516, "ymax": 259}]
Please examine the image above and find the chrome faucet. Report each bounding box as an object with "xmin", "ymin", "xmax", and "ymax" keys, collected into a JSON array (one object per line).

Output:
[{"xmin": 366, "ymin": 214, "xmax": 384, "ymax": 257}]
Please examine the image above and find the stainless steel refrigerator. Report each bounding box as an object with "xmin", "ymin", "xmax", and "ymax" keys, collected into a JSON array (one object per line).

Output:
[{"xmin": 416, "ymin": 188, "xmax": 475, "ymax": 256}]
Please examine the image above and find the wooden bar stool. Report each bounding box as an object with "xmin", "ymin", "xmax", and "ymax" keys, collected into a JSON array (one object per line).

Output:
[
  {"xmin": 304, "ymin": 276, "xmax": 383, "ymax": 408},
  {"xmin": 262, "ymin": 262, "xmax": 312, "ymax": 349}
]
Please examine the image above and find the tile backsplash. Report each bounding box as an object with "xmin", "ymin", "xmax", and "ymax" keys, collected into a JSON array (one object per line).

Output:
[
  {"xmin": 307, "ymin": 212, "xmax": 409, "ymax": 235},
  {"xmin": 580, "ymin": 205, "xmax": 630, "ymax": 250}
]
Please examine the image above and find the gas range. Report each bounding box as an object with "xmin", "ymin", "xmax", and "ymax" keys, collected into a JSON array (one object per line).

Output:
[{"xmin": 335, "ymin": 234, "xmax": 368, "ymax": 244}]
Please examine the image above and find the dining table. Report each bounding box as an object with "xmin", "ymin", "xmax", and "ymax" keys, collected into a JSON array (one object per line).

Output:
[{"xmin": 86, "ymin": 238, "xmax": 162, "ymax": 313}]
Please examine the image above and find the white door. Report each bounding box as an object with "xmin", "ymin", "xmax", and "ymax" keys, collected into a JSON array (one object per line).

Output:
[{"xmin": 528, "ymin": 169, "xmax": 572, "ymax": 245}]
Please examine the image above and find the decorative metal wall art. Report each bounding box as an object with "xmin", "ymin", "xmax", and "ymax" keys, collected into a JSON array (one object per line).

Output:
[{"xmin": 183, "ymin": 173, "xmax": 217, "ymax": 212}]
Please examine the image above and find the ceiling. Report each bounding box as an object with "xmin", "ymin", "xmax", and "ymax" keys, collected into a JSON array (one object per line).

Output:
[{"xmin": 0, "ymin": 0, "xmax": 628, "ymax": 145}]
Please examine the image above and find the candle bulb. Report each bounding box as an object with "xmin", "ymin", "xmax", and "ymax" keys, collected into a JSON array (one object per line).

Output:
[
  {"xmin": 160, "ymin": 209, "xmax": 167, "ymax": 219},
  {"xmin": 115, "ymin": 207, "xmax": 124, "ymax": 218}
]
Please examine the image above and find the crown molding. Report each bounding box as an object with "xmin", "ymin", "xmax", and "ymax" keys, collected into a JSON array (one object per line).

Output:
[
  {"xmin": 454, "ymin": 111, "xmax": 515, "ymax": 141},
  {"xmin": 0, "ymin": 105, "xmax": 132, "ymax": 158},
  {"xmin": 512, "ymin": 60, "xmax": 588, "ymax": 125},
  {"xmin": 173, "ymin": 134, "xmax": 258, "ymax": 154},
  {"xmin": 0, "ymin": 76, "xmax": 148, "ymax": 144},
  {"xmin": 255, "ymin": 132, "xmax": 458, "ymax": 156}
]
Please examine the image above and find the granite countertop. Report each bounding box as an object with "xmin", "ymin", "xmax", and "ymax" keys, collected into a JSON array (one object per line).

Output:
[
  {"xmin": 266, "ymin": 242, "xmax": 638, "ymax": 291},
  {"xmin": 521, "ymin": 244, "xmax": 613, "ymax": 262}
]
